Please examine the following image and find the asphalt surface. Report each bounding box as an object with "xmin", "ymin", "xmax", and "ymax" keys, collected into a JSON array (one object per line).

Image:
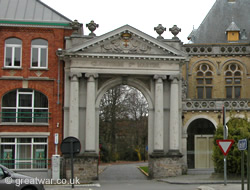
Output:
[
  {"xmin": 45, "ymin": 162, "xmax": 246, "ymax": 190},
  {"xmin": 99, "ymin": 162, "xmax": 147, "ymax": 181}
]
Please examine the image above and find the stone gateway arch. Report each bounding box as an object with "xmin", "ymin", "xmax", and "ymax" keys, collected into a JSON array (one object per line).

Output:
[{"xmin": 58, "ymin": 25, "xmax": 188, "ymax": 180}]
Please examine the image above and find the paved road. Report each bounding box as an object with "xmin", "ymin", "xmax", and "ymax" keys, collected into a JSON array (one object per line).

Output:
[
  {"xmin": 45, "ymin": 163, "xmax": 244, "ymax": 190},
  {"xmin": 45, "ymin": 181, "xmax": 243, "ymax": 190},
  {"xmin": 45, "ymin": 181, "xmax": 199, "ymax": 190},
  {"xmin": 99, "ymin": 163, "xmax": 147, "ymax": 181},
  {"xmin": 97, "ymin": 163, "xmax": 198, "ymax": 190}
]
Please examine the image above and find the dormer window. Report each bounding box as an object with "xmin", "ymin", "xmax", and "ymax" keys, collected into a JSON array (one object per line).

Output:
[
  {"xmin": 226, "ymin": 19, "xmax": 240, "ymax": 42},
  {"xmin": 227, "ymin": 31, "xmax": 239, "ymax": 42}
]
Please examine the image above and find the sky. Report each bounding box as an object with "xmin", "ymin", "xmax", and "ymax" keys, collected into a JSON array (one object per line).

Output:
[{"xmin": 42, "ymin": 0, "xmax": 216, "ymax": 43}]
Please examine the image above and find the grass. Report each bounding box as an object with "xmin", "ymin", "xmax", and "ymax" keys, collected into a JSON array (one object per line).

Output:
[{"xmin": 139, "ymin": 166, "xmax": 149, "ymax": 176}]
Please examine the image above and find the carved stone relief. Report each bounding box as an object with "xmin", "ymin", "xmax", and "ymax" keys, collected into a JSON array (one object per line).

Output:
[
  {"xmin": 101, "ymin": 34, "xmax": 152, "ymax": 54},
  {"xmin": 181, "ymin": 77, "xmax": 187, "ymax": 100}
]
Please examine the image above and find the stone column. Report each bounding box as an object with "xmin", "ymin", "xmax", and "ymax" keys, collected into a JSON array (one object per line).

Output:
[
  {"xmin": 85, "ymin": 73, "xmax": 98, "ymax": 152},
  {"xmin": 167, "ymin": 75, "xmax": 182, "ymax": 157},
  {"xmin": 152, "ymin": 75, "xmax": 166, "ymax": 155},
  {"xmin": 69, "ymin": 73, "xmax": 82, "ymax": 138}
]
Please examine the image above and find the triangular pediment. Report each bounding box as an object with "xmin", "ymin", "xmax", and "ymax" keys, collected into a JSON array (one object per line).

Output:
[{"xmin": 66, "ymin": 25, "xmax": 187, "ymax": 60}]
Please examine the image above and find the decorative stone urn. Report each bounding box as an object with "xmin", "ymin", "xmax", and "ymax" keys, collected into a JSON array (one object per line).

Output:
[
  {"xmin": 154, "ymin": 24, "xmax": 166, "ymax": 40},
  {"xmin": 86, "ymin": 20, "xmax": 99, "ymax": 36},
  {"xmin": 70, "ymin": 20, "xmax": 81, "ymax": 34},
  {"xmin": 169, "ymin": 25, "xmax": 181, "ymax": 40}
]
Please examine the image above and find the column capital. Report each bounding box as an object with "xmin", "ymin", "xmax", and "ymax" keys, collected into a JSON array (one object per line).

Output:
[
  {"xmin": 69, "ymin": 72, "xmax": 82, "ymax": 79},
  {"xmin": 153, "ymin": 75, "xmax": 167, "ymax": 80},
  {"xmin": 169, "ymin": 74, "xmax": 180, "ymax": 82},
  {"xmin": 85, "ymin": 73, "xmax": 99, "ymax": 79}
]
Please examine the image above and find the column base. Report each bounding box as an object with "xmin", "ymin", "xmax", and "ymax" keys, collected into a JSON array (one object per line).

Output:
[
  {"xmin": 149, "ymin": 153, "xmax": 183, "ymax": 179},
  {"xmin": 150, "ymin": 150, "xmax": 165, "ymax": 158},
  {"xmin": 63, "ymin": 153, "xmax": 98, "ymax": 183}
]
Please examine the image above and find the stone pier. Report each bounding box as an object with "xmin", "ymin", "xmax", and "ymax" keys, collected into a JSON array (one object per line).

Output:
[{"xmin": 63, "ymin": 154, "xmax": 98, "ymax": 182}]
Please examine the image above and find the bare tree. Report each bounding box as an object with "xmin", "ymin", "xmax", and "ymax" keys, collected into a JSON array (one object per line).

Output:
[{"xmin": 99, "ymin": 85, "xmax": 148, "ymax": 162}]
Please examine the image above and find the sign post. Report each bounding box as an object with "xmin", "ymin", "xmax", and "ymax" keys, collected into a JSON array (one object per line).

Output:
[
  {"xmin": 222, "ymin": 106, "xmax": 227, "ymax": 186},
  {"xmin": 242, "ymin": 150, "xmax": 245, "ymax": 190},
  {"xmin": 216, "ymin": 139, "xmax": 234, "ymax": 186},
  {"xmin": 238, "ymin": 139, "xmax": 247, "ymax": 190},
  {"xmin": 248, "ymin": 140, "xmax": 250, "ymax": 190},
  {"xmin": 61, "ymin": 137, "xmax": 81, "ymax": 189}
]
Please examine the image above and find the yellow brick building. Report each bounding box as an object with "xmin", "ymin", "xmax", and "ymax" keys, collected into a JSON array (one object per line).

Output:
[{"xmin": 182, "ymin": 0, "xmax": 250, "ymax": 170}]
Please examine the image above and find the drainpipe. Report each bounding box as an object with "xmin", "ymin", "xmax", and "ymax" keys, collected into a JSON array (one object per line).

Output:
[
  {"xmin": 56, "ymin": 48, "xmax": 63, "ymax": 105},
  {"xmin": 186, "ymin": 60, "xmax": 189, "ymax": 98}
]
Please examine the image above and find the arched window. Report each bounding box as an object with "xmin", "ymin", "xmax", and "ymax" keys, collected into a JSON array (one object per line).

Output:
[
  {"xmin": 4, "ymin": 38, "xmax": 22, "ymax": 68},
  {"xmin": 1, "ymin": 89, "xmax": 49, "ymax": 123},
  {"xmin": 31, "ymin": 39, "xmax": 48, "ymax": 68},
  {"xmin": 225, "ymin": 63, "xmax": 242, "ymax": 98},
  {"xmin": 196, "ymin": 64, "xmax": 213, "ymax": 99}
]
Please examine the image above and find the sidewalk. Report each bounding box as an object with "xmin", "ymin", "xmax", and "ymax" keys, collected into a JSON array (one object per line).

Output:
[
  {"xmin": 45, "ymin": 184, "xmax": 101, "ymax": 190},
  {"xmin": 160, "ymin": 173, "xmax": 246, "ymax": 190}
]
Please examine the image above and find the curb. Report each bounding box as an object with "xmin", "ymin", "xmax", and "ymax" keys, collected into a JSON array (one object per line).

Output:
[
  {"xmin": 197, "ymin": 186, "xmax": 215, "ymax": 190},
  {"xmin": 158, "ymin": 178, "xmax": 244, "ymax": 185},
  {"xmin": 137, "ymin": 166, "xmax": 149, "ymax": 177}
]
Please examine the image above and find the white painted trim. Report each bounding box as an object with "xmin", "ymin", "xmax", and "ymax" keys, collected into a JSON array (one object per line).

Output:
[
  {"xmin": 0, "ymin": 132, "xmax": 50, "ymax": 136},
  {"xmin": 183, "ymin": 115, "xmax": 218, "ymax": 134}
]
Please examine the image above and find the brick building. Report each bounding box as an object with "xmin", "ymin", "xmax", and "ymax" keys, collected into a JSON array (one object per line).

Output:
[
  {"xmin": 0, "ymin": 0, "xmax": 75, "ymax": 178},
  {"xmin": 182, "ymin": 0, "xmax": 250, "ymax": 170}
]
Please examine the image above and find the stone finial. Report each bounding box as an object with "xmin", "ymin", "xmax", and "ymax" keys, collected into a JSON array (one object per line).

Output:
[
  {"xmin": 241, "ymin": 29, "xmax": 248, "ymax": 40},
  {"xmin": 169, "ymin": 25, "xmax": 181, "ymax": 40},
  {"xmin": 154, "ymin": 24, "xmax": 166, "ymax": 40},
  {"xmin": 86, "ymin": 20, "xmax": 99, "ymax": 36},
  {"xmin": 70, "ymin": 20, "xmax": 81, "ymax": 34}
]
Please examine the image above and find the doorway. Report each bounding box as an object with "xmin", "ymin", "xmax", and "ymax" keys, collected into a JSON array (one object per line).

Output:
[{"xmin": 187, "ymin": 119, "xmax": 215, "ymax": 169}]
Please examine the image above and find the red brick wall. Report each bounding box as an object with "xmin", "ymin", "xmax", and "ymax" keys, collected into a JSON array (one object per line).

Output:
[{"xmin": 0, "ymin": 26, "xmax": 72, "ymax": 160}]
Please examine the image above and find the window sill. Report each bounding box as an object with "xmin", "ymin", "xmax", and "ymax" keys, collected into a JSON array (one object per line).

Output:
[
  {"xmin": 2, "ymin": 67, "xmax": 22, "ymax": 70},
  {"xmin": 0, "ymin": 122, "xmax": 49, "ymax": 126},
  {"xmin": 12, "ymin": 169, "xmax": 49, "ymax": 171},
  {"xmin": 29, "ymin": 68, "xmax": 49, "ymax": 71}
]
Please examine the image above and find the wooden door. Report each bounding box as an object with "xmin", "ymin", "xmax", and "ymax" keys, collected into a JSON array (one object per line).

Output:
[{"xmin": 195, "ymin": 135, "xmax": 214, "ymax": 169}]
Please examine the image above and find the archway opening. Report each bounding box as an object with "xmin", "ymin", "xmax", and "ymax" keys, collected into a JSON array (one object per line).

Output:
[
  {"xmin": 187, "ymin": 119, "xmax": 216, "ymax": 169},
  {"xmin": 99, "ymin": 84, "xmax": 149, "ymax": 165}
]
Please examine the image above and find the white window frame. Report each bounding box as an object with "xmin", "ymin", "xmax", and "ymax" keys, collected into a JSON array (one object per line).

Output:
[
  {"xmin": 31, "ymin": 41, "xmax": 48, "ymax": 69},
  {"xmin": 0, "ymin": 137, "xmax": 48, "ymax": 170},
  {"xmin": 4, "ymin": 42, "xmax": 22, "ymax": 68},
  {"xmin": 1, "ymin": 89, "xmax": 49, "ymax": 124}
]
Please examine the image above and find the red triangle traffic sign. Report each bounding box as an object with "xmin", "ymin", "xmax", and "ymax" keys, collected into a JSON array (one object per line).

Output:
[{"xmin": 216, "ymin": 140, "xmax": 234, "ymax": 156}]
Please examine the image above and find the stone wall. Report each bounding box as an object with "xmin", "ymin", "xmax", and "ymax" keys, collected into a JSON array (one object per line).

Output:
[
  {"xmin": 148, "ymin": 156, "xmax": 183, "ymax": 179},
  {"xmin": 63, "ymin": 153, "xmax": 98, "ymax": 182}
]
